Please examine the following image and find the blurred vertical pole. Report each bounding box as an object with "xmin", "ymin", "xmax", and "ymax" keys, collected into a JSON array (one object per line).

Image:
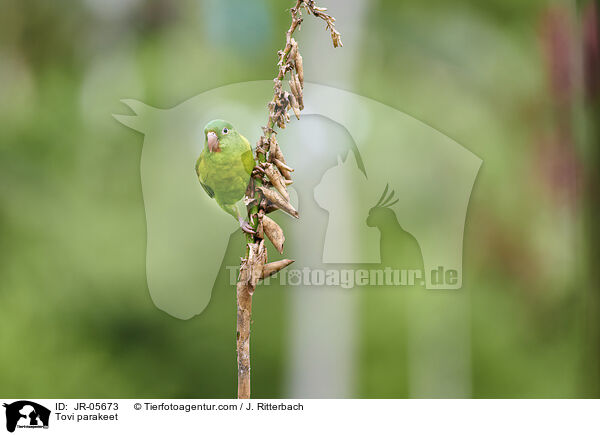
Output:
[
  {"xmin": 287, "ymin": 0, "xmax": 367, "ymax": 398},
  {"xmin": 580, "ymin": 0, "xmax": 600, "ymax": 397},
  {"xmin": 539, "ymin": 0, "xmax": 599, "ymax": 396},
  {"xmin": 405, "ymin": 295, "xmax": 471, "ymax": 397}
]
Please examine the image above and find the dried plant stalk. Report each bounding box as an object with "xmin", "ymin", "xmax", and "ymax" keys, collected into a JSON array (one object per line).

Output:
[
  {"xmin": 236, "ymin": 279, "xmax": 252, "ymax": 398},
  {"xmin": 235, "ymin": 0, "xmax": 342, "ymax": 399}
]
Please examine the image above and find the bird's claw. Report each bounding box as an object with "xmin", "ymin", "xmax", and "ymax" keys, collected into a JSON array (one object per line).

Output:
[{"xmin": 238, "ymin": 218, "xmax": 256, "ymax": 235}]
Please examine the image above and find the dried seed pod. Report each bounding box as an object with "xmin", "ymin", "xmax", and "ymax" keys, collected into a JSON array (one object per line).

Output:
[
  {"xmin": 292, "ymin": 72, "xmax": 304, "ymax": 109},
  {"xmin": 293, "ymin": 71, "xmax": 301, "ymax": 91},
  {"xmin": 295, "ymin": 52, "xmax": 304, "ymax": 87},
  {"xmin": 289, "ymin": 75, "xmax": 300, "ymax": 101},
  {"xmin": 273, "ymin": 158, "xmax": 294, "ymax": 173},
  {"xmin": 261, "ymin": 259, "xmax": 294, "ymax": 280},
  {"xmin": 264, "ymin": 203, "xmax": 279, "ymax": 214},
  {"xmin": 289, "ymin": 38, "xmax": 298, "ymax": 65},
  {"xmin": 270, "ymin": 142, "xmax": 285, "ymax": 164},
  {"xmin": 332, "ymin": 30, "xmax": 343, "ymax": 48},
  {"xmin": 273, "ymin": 158, "xmax": 293, "ymax": 180},
  {"xmin": 264, "ymin": 163, "xmax": 289, "ymax": 201},
  {"xmin": 269, "ymin": 134, "xmax": 278, "ymax": 157},
  {"xmin": 288, "ymin": 93, "xmax": 301, "ymax": 120},
  {"xmin": 258, "ymin": 186, "xmax": 299, "ymax": 218},
  {"xmin": 261, "ymin": 214, "xmax": 285, "ymax": 253}
]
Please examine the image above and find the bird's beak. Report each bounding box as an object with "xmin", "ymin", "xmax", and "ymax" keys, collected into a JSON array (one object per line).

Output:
[{"xmin": 207, "ymin": 131, "xmax": 220, "ymax": 152}]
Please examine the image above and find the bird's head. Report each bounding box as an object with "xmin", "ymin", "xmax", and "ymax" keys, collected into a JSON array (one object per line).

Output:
[
  {"xmin": 366, "ymin": 184, "xmax": 399, "ymax": 228},
  {"xmin": 203, "ymin": 119, "xmax": 236, "ymax": 153}
]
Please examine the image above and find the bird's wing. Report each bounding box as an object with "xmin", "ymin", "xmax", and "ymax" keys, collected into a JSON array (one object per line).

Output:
[
  {"xmin": 195, "ymin": 152, "xmax": 215, "ymax": 198},
  {"xmin": 241, "ymin": 149, "xmax": 255, "ymax": 176},
  {"xmin": 236, "ymin": 136, "xmax": 253, "ymax": 175},
  {"xmin": 239, "ymin": 134, "xmax": 255, "ymax": 176}
]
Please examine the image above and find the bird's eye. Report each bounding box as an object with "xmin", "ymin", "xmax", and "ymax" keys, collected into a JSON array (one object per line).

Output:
[{"xmin": 222, "ymin": 128, "xmax": 229, "ymax": 134}]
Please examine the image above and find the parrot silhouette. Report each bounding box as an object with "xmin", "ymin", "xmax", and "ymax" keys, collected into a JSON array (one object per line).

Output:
[{"xmin": 195, "ymin": 119, "xmax": 256, "ymax": 234}]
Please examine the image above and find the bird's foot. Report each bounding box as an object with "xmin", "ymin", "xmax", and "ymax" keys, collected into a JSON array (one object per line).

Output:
[{"xmin": 238, "ymin": 217, "xmax": 256, "ymax": 235}]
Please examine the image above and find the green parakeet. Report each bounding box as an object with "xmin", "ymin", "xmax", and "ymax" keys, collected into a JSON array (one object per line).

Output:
[{"xmin": 195, "ymin": 119, "xmax": 256, "ymax": 233}]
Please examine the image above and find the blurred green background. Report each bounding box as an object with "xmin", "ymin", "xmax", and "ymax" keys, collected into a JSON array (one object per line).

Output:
[{"xmin": 0, "ymin": 0, "xmax": 598, "ymax": 398}]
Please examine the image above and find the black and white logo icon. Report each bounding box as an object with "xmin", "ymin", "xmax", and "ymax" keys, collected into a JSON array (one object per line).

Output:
[{"xmin": 3, "ymin": 401, "xmax": 50, "ymax": 433}]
